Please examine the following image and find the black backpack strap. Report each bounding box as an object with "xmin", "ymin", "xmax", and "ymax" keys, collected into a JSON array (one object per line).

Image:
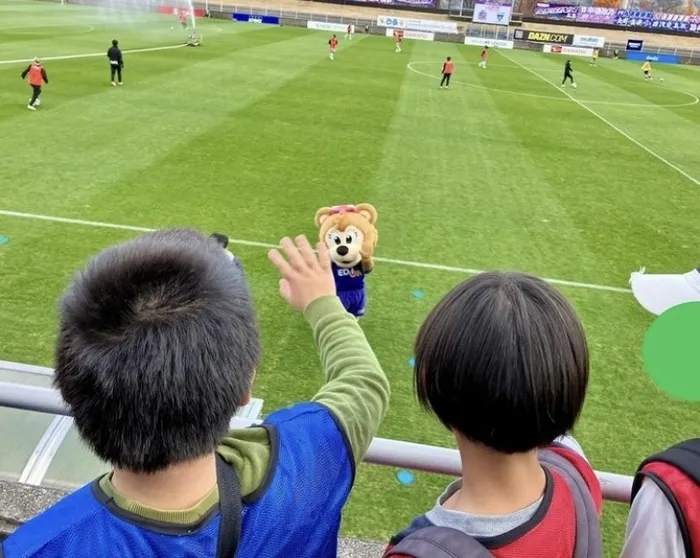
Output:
[
  {"xmin": 384, "ymin": 526, "xmax": 493, "ymax": 558},
  {"xmin": 216, "ymin": 454, "xmax": 242, "ymax": 558},
  {"xmin": 539, "ymin": 448, "xmax": 603, "ymax": 558},
  {"xmin": 631, "ymin": 439, "xmax": 700, "ymax": 558}
]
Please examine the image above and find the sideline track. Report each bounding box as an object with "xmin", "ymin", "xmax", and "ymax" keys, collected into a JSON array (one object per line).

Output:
[
  {"xmin": 0, "ymin": 209, "xmax": 633, "ymax": 294},
  {"xmin": 0, "ymin": 44, "xmax": 186, "ymax": 66}
]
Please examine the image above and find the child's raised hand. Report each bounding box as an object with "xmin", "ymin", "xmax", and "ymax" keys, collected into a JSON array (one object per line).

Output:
[{"xmin": 268, "ymin": 235, "xmax": 336, "ymax": 312}]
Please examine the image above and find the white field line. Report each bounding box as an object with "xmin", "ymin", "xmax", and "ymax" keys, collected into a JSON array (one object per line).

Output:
[
  {"xmin": 0, "ymin": 44, "xmax": 186, "ymax": 66},
  {"xmin": 0, "ymin": 209, "xmax": 632, "ymax": 294},
  {"xmin": 498, "ymin": 50, "xmax": 700, "ymax": 188}
]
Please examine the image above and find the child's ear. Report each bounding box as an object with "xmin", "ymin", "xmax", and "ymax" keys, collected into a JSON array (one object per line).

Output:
[
  {"xmin": 315, "ymin": 207, "xmax": 332, "ymax": 228},
  {"xmin": 356, "ymin": 203, "xmax": 377, "ymax": 225},
  {"xmin": 240, "ymin": 369, "xmax": 256, "ymax": 406}
]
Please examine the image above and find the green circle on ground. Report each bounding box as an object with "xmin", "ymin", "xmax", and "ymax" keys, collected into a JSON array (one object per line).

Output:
[{"xmin": 643, "ymin": 302, "xmax": 700, "ymax": 401}]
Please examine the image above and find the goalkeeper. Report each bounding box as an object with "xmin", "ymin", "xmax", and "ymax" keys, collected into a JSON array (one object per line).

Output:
[{"xmin": 107, "ymin": 39, "xmax": 124, "ymax": 86}]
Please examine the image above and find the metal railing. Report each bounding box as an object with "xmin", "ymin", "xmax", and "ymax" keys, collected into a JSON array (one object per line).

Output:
[{"xmin": 0, "ymin": 363, "xmax": 633, "ymax": 503}]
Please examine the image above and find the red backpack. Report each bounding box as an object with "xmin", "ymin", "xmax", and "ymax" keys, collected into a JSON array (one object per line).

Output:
[
  {"xmin": 385, "ymin": 446, "xmax": 603, "ymax": 558},
  {"xmin": 631, "ymin": 439, "xmax": 700, "ymax": 558}
]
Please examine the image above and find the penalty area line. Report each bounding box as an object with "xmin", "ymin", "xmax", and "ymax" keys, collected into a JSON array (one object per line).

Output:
[
  {"xmin": 0, "ymin": 44, "xmax": 186, "ymax": 66},
  {"xmin": 0, "ymin": 209, "xmax": 632, "ymax": 295},
  {"xmin": 497, "ymin": 50, "xmax": 700, "ymax": 189}
]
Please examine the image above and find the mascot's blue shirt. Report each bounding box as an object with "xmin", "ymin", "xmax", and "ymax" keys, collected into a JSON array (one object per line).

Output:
[
  {"xmin": 332, "ymin": 262, "xmax": 369, "ymax": 292},
  {"xmin": 2, "ymin": 403, "xmax": 355, "ymax": 558}
]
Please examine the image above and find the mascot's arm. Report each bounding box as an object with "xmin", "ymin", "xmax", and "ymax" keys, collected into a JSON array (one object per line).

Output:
[{"xmin": 361, "ymin": 257, "xmax": 374, "ymax": 274}]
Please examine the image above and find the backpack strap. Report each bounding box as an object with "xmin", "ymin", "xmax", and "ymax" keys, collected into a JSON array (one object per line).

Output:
[
  {"xmin": 631, "ymin": 438, "xmax": 700, "ymax": 558},
  {"xmin": 539, "ymin": 448, "xmax": 603, "ymax": 558},
  {"xmin": 216, "ymin": 454, "xmax": 242, "ymax": 558},
  {"xmin": 384, "ymin": 526, "xmax": 493, "ymax": 558}
]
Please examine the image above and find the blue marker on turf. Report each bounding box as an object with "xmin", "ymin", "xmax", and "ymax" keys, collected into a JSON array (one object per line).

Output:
[
  {"xmin": 408, "ymin": 357, "xmax": 415, "ymax": 367},
  {"xmin": 412, "ymin": 289, "xmax": 424, "ymax": 299},
  {"xmin": 0, "ymin": 236, "xmax": 8, "ymax": 245},
  {"xmin": 397, "ymin": 470, "xmax": 415, "ymax": 486}
]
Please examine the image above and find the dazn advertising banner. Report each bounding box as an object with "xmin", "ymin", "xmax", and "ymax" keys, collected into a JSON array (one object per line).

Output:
[{"xmin": 513, "ymin": 28, "xmax": 573, "ymax": 44}]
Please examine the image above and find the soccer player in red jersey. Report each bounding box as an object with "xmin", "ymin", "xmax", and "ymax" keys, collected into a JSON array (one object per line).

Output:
[
  {"xmin": 179, "ymin": 10, "xmax": 188, "ymax": 30},
  {"xmin": 479, "ymin": 46, "xmax": 489, "ymax": 69},
  {"xmin": 393, "ymin": 28, "xmax": 404, "ymax": 52},
  {"xmin": 328, "ymin": 34, "xmax": 338, "ymax": 60},
  {"xmin": 440, "ymin": 56, "xmax": 454, "ymax": 89}
]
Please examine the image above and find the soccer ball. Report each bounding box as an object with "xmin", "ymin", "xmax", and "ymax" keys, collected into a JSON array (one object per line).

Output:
[
  {"xmin": 660, "ymin": 77, "xmax": 665, "ymax": 82},
  {"xmin": 572, "ymin": 83, "xmax": 577, "ymax": 89}
]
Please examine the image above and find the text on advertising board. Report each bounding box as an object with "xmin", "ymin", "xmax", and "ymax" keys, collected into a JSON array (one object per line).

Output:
[
  {"xmin": 464, "ymin": 37, "xmax": 514, "ymax": 48},
  {"xmin": 514, "ymin": 29, "xmax": 573, "ymax": 44},
  {"xmin": 572, "ymin": 34, "xmax": 605, "ymax": 48},
  {"xmin": 626, "ymin": 51, "xmax": 680, "ymax": 64},
  {"xmin": 472, "ymin": 2, "xmax": 513, "ymax": 26}
]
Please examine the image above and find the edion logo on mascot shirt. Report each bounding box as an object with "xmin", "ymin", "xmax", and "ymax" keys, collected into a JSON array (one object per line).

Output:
[{"xmin": 337, "ymin": 268, "xmax": 363, "ymax": 278}]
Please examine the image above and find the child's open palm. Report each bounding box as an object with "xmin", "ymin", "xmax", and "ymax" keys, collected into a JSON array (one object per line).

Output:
[{"xmin": 268, "ymin": 235, "xmax": 336, "ymax": 312}]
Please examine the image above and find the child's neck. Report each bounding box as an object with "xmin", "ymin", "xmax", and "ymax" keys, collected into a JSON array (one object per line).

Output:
[
  {"xmin": 446, "ymin": 439, "xmax": 546, "ymax": 516},
  {"xmin": 111, "ymin": 453, "xmax": 217, "ymax": 510}
]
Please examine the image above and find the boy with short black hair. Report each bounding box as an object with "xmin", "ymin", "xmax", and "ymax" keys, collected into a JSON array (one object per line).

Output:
[
  {"xmin": 385, "ymin": 272, "xmax": 602, "ymax": 558},
  {"xmin": 3, "ymin": 230, "xmax": 390, "ymax": 558}
]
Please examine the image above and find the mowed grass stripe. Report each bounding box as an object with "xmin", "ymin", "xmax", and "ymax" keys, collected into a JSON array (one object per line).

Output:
[
  {"xmin": 0, "ymin": 29, "xmax": 348, "ymax": 215},
  {"xmin": 586, "ymin": 58, "xmax": 700, "ymax": 128},
  {"xmin": 54, "ymin": 33, "xmax": 403, "ymax": 239},
  {"xmin": 515, "ymin": 51, "xmax": 700, "ymax": 181},
  {"xmin": 481, "ymin": 48, "xmax": 700, "ymax": 283},
  {"xmin": 395, "ymin": 44, "xmax": 600, "ymax": 283}
]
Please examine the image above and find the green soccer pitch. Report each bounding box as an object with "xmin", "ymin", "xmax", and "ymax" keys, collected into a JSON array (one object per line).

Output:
[{"xmin": 2, "ymin": 1, "xmax": 700, "ymax": 554}]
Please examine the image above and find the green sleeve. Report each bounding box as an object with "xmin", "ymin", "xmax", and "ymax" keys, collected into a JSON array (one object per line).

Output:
[{"xmin": 305, "ymin": 296, "xmax": 390, "ymax": 465}]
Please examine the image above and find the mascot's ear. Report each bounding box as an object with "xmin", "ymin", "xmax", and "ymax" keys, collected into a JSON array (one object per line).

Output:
[
  {"xmin": 315, "ymin": 207, "xmax": 333, "ymax": 228},
  {"xmin": 356, "ymin": 203, "xmax": 377, "ymax": 225}
]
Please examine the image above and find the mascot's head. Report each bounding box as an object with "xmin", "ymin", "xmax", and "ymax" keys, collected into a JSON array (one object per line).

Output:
[{"xmin": 315, "ymin": 204, "xmax": 378, "ymax": 269}]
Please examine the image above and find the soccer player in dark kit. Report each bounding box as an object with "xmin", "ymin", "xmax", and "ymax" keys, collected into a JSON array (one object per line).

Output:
[
  {"xmin": 21, "ymin": 58, "xmax": 48, "ymax": 111},
  {"xmin": 562, "ymin": 59, "xmax": 577, "ymax": 88},
  {"xmin": 108, "ymin": 39, "xmax": 124, "ymax": 86}
]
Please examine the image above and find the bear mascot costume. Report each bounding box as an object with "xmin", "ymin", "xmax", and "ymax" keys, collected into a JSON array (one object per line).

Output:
[{"xmin": 315, "ymin": 204, "xmax": 378, "ymax": 317}]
